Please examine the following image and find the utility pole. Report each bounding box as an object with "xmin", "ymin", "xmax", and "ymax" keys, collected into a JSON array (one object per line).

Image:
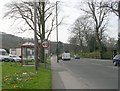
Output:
[
  {"xmin": 118, "ymin": 1, "xmax": 120, "ymax": 54},
  {"xmin": 117, "ymin": 2, "xmax": 120, "ymax": 91},
  {"xmin": 34, "ymin": 1, "xmax": 38, "ymax": 70},
  {"xmin": 56, "ymin": 1, "xmax": 59, "ymax": 63}
]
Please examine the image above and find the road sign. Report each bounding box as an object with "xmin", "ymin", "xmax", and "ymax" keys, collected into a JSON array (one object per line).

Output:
[
  {"xmin": 42, "ymin": 40, "xmax": 49, "ymax": 48},
  {"xmin": 45, "ymin": 49, "xmax": 49, "ymax": 54}
]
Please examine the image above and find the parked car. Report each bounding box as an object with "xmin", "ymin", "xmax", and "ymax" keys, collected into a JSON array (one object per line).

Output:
[
  {"xmin": 0, "ymin": 49, "xmax": 14, "ymax": 62},
  {"xmin": 9, "ymin": 54, "xmax": 21, "ymax": 62},
  {"xmin": 113, "ymin": 55, "xmax": 120, "ymax": 66}
]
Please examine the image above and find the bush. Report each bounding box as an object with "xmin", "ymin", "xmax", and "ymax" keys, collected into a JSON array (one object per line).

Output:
[
  {"xmin": 79, "ymin": 51, "xmax": 113, "ymax": 59},
  {"xmin": 102, "ymin": 52, "xmax": 113, "ymax": 59}
]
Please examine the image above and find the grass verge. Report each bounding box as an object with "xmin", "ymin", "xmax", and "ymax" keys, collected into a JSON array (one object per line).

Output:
[{"xmin": 2, "ymin": 62, "xmax": 52, "ymax": 90}]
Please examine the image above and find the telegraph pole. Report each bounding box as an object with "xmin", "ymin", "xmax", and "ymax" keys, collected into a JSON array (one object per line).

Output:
[
  {"xmin": 34, "ymin": 1, "xmax": 38, "ymax": 70},
  {"xmin": 118, "ymin": 2, "xmax": 120, "ymax": 91},
  {"xmin": 118, "ymin": 1, "xmax": 120, "ymax": 54},
  {"xmin": 56, "ymin": 1, "xmax": 59, "ymax": 63}
]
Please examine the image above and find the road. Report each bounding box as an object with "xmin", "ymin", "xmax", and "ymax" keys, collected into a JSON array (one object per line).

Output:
[
  {"xmin": 52, "ymin": 56, "xmax": 118, "ymax": 89},
  {"xmin": 61, "ymin": 58, "xmax": 118, "ymax": 89}
]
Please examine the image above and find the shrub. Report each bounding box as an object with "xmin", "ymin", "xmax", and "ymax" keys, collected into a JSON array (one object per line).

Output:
[{"xmin": 79, "ymin": 51, "xmax": 112, "ymax": 59}]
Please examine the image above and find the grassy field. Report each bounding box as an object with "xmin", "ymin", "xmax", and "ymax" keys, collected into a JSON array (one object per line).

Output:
[{"xmin": 2, "ymin": 62, "xmax": 52, "ymax": 90}]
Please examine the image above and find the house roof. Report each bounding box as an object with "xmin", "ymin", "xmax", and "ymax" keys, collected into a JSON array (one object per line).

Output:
[{"xmin": 21, "ymin": 42, "xmax": 34, "ymax": 47}]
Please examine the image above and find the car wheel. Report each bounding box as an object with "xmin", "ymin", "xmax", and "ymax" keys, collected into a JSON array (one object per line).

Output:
[{"xmin": 113, "ymin": 61, "xmax": 117, "ymax": 66}]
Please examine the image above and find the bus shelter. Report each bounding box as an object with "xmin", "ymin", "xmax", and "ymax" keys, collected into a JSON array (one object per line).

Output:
[{"xmin": 21, "ymin": 42, "xmax": 34, "ymax": 65}]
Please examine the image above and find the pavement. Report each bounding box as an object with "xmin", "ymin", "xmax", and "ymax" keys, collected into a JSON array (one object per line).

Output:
[{"xmin": 51, "ymin": 56, "xmax": 89, "ymax": 89}]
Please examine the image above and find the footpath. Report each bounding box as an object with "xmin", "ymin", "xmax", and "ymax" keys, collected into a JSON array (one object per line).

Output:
[{"xmin": 51, "ymin": 56, "xmax": 88, "ymax": 89}]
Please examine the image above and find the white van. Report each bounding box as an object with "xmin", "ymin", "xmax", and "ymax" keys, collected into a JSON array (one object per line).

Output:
[
  {"xmin": 0, "ymin": 49, "xmax": 13, "ymax": 62},
  {"xmin": 62, "ymin": 51, "xmax": 71, "ymax": 60}
]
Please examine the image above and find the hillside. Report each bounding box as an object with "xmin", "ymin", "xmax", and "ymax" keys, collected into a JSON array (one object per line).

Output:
[
  {"xmin": 0, "ymin": 32, "xmax": 80, "ymax": 54},
  {"xmin": 0, "ymin": 32, "xmax": 34, "ymax": 49}
]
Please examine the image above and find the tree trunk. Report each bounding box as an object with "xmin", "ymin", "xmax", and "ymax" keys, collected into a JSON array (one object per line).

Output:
[
  {"xmin": 97, "ymin": 36, "xmax": 103, "ymax": 59},
  {"xmin": 39, "ymin": 43, "xmax": 44, "ymax": 63},
  {"xmin": 99, "ymin": 44, "xmax": 103, "ymax": 59},
  {"xmin": 40, "ymin": 2, "xmax": 45, "ymax": 63},
  {"xmin": 96, "ymin": 27, "xmax": 103, "ymax": 59}
]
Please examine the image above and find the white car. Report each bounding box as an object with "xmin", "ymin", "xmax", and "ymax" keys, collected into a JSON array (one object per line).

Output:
[
  {"xmin": 0, "ymin": 49, "xmax": 13, "ymax": 62},
  {"xmin": 9, "ymin": 54, "xmax": 21, "ymax": 62}
]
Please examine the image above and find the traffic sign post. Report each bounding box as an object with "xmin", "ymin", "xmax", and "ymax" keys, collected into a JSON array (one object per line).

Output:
[
  {"xmin": 42, "ymin": 40, "xmax": 49, "ymax": 68},
  {"xmin": 42, "ymin": 40, "xmax": 49, "ymax": 48}
]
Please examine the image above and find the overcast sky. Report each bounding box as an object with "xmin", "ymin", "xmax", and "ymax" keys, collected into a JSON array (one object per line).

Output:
[{"xmin": 0, "ymin": 0, "xmax": 118, "ymax": 43}]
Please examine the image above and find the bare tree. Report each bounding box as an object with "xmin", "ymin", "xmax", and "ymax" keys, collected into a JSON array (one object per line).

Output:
[
  {"xmin": 102, "ymin": 0, "xmax": 118, "ymax": 16},
  {"xmin": 68, "ymin": 36, "xmax": 83, "ymax": 54},
  {"xmin": 102, "ymin": 1, "xmax": 120, "ymax": 54},
  {"xmin": 80, "ymin": 0, "xmax": 110, "ymax": 58},
  {"xmin": 4, "ymin": 0, "xmax": 62, "ymax": 63},
  {"xmin": 69, "ymin": 15, "xmax": 93, "ymax": 51},
  {"xmin": 107, "ymin": 37, "xmax": 117, "ymax": 49}
]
